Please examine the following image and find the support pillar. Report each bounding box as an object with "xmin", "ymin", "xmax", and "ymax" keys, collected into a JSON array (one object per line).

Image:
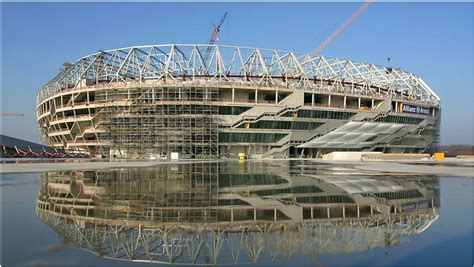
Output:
[
  {"xmin": 358, "ymin": 97, "xmax": 361, "ymax": 109},
  {"xmin": 328, "ymin": 95, "xmax": 332, "ymax": 107},
  {"xmin": 255, "ymin": 89, "xmax": 258, "ymax": 104},
  {"xmin": 357, "ymin": 205, "xmax": 360, "ymax": 218},
  {"xmin": 311, "ymin": 207, "xmax": 314, "ymax": 219},
  {"xmin": 371, "ymin": 98, "xmax": 375, "ymax": 109},
  {"xmin": 370, "ymin": 206, "xmax": 373, "ymax": 215},
  {"xmin": 311, "ymin": 94, "xmax": 315, "ymax": 106},
  {"xmin": 231, "ymin": 208, "xmax": 234, "ymax": 222},
  {"xmin": 275, "ymin": 91, "xmax": 279, "ymax": 104},
  {"xmin": 343, "ymin": 96, "xmax": 347, "ymax": 109},
  {"xmin": 274, "ymin": 208, "xmax": 277, "ymax": 221},
  {"xmin": 254, "ymin": 208, "xmax": 257, "ymax": 221},
  {"xmin": 327, "ymin": 207, "xmax": 330, "ymax": 219},
  {"xmin": 232, "ymin": 88, "xmax": 235, "ymax": 103},
  {"xmin": 342, "ymin": 205, "xmax": 346, "ymax": 219}
]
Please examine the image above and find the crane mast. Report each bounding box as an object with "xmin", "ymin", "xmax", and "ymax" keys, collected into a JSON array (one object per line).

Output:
[
  {"xmin": 310, "ymin": 0, "xmax": 372, "ymax": 57},
  {"xmin": 204, "ymin": 11, "xmax": 229, "ymax": 64}
]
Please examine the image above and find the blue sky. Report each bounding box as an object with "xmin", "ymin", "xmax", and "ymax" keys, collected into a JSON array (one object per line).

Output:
[{"xmin": 2, "ymin": 2, "xmax": 473, "ymax": 145}]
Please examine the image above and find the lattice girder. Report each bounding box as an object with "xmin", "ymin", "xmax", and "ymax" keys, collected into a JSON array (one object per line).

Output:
[{"xmin": 37, "ymin": 44, "xmax": 440, "ymax": 106}]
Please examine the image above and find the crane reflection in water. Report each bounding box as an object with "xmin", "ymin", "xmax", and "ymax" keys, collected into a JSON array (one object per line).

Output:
[{"xmin": 36, "ymin": 161, "xmax": 439, "ymax": 265}]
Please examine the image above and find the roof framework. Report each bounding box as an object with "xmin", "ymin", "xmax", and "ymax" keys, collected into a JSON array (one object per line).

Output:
[
  {"xmin": 37, "ymin": 209, "xmax": 438, "ymax": 265},
  {"xmin": 37, "ymin": 44, "xmax": 440, "ymax": 105}
]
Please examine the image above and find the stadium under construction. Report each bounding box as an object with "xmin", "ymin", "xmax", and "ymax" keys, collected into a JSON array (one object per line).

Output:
[{"xmin": 36, "ymin": 44, "xmax": 441, "ymax": 159}]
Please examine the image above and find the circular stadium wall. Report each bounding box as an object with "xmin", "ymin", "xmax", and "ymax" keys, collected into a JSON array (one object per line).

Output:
[{"xmin": 36, "ymin": 44, "xmax": 441, "ymax": 159}]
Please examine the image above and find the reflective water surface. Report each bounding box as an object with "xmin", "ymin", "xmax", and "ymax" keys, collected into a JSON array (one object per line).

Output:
[{"xmin": 2, "ymin": 161, "xmax": 473, "ymax": 266}]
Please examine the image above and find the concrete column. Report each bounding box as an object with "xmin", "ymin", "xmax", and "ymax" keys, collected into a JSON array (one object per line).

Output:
[
  {"xmin": 275, "ymin": 91, "xmax": 279, "ymax": 104},
  {"xmin": 274, "ymin": 209, "xmax": 277, "ymax": 221},
  {"xmin": 357, "ymin": 205, "xmax": 360, "ymax": 218},
  {"xmin": 370, "ymin": 206, "xmax": 373, "ymax": 215},
  {"xmin": 358, "ymin": 97, "xmax": 361, "ymax": 109},
  {"xmin": 343, "ymin": 96, "xmax": 347, "ymax": 109},
  {"xmin": 231, "ymin": 208, "xmax": 234, "ymax": 222},
  {"xmin": 255, "ymin": 89, "xmax": 258, "ymax": 103},
  {"xmin": 328, "ymin": 95, "xmax": 332, "ymax": 107},
  {"xmin": 253, "ymin": 208, "xmax": 257, "ymax": 221},
  {"xmin": 311, "ymin": 94, "xmax": 315, "ymax": 106},
  {"xmin": 327, "ymin": 207, "xmax": 330, "ymax": 219},
  {"xmin": 371, "ymin": 98, "xmax": 375, "ymax": 109},
  {"xmin": 342, "ymin": 205, "xmax": 346, "ymax": 219},
  {"xmin": 395, "ymin": 101, "xmax": 399, "ymax": 112},
  {"xmin": 311, "ymin": 207, "xmax": 314, "ymax": 219},
  {"xmin": 232, "ymin": 88, "xmax": 235, "ymax": 103}
]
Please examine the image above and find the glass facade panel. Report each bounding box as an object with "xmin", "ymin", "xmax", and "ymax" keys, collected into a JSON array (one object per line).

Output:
[
  {"xmin": 375, "ymin": 115, "xmax": 423, "ymax": 125},
  {"xmin": 282, "ymin": 109, "xmax": 356, "ymax": 120},
  {"xmin": 219, "ymin": 132, "xmax": 287, "ymax": 143},
  {"xmin": 240, "ymin": 120, "xmax": 323, "ymax": 130},
  {"xmin": 218, "ymin": 106, "xmax": 252, "ymax": 115}
]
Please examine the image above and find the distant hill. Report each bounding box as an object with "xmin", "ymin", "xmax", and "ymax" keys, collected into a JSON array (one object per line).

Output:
[{"xmin": 439, "ymin": 145, "xmax": 474, "ymax": 157}]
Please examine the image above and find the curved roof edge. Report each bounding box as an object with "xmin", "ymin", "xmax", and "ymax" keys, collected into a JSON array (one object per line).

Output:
[{"xmin": 37, "ymin": 44, "xmax": 440, "ymax": 106}]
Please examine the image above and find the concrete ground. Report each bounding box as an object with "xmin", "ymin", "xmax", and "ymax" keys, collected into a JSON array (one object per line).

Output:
[
  {"xmin": 0, "ymin": 157, "xmax": 472, "ymax": 177},
  {"xmin": 347, "ymin": 160, "xmax": 472, "ymax": 177}
]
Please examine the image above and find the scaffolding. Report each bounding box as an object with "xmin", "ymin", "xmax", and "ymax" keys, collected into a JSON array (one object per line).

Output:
[
  {"xmin": 95, "ymin": 86, "xmax": 219, "ymax": 159},
  {"xmin": 94, "ymin": 163, "xmax": 219, "ymax": 223}
]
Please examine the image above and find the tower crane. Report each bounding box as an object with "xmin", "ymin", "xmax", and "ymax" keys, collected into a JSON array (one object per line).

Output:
[{"xmin": 204, "ymin": 11, "xmax": 229, "ymax": 64}]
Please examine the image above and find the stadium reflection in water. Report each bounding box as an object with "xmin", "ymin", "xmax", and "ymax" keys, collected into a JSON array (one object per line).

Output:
[{"xmin": 35, "ymin": 161, "xmax": 439, "ymax": 265}]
